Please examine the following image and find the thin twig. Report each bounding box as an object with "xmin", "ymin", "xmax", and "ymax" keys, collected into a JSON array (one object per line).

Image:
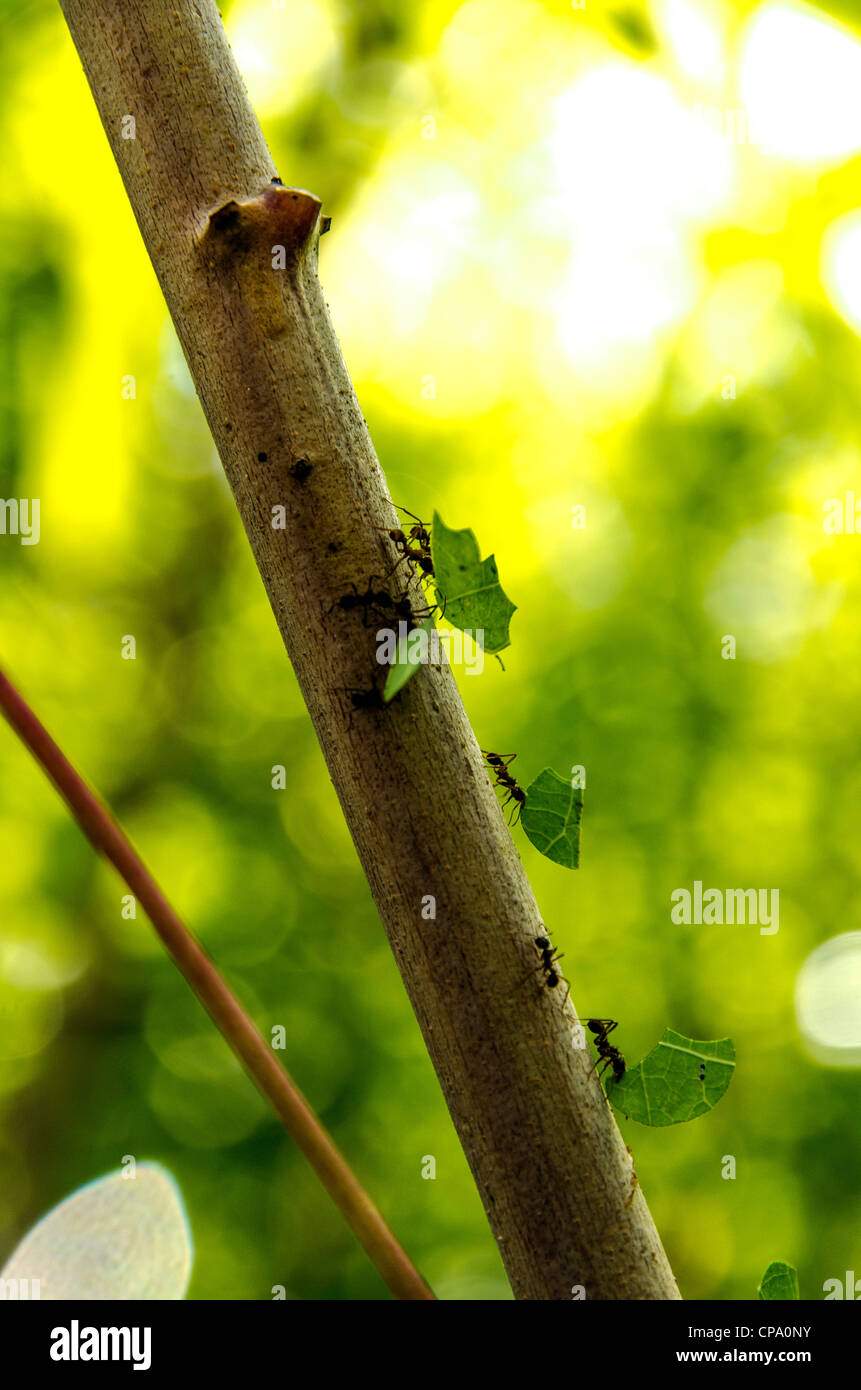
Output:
[{"xmin": 0, "ymin": 665, "xmax": 434, "ymax": 1301}]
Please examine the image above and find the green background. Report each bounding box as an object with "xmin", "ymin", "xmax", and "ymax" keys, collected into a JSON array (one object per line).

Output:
[{"xmin": 1, "ymin": 0, "xmax": 860, "ymax": 1299}]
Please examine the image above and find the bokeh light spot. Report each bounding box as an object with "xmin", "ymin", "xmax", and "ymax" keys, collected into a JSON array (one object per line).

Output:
[{"xmin": 796, "ymin": 932, "xmax": 861, "ymax": 1065}]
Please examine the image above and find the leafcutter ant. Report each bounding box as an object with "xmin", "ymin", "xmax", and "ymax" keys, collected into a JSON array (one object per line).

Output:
[
  {"xmin": 482, "ymin": 749, "xmax": 527, "ymax": 823},
  {"xmin": 586, "ymin": 1019, "xmax": 626, "ymax": 1083},
  {"xmin": 331, "ymin": 579, "xmax": 413, "ymax": 628},
  {"xmin": 338, "ymin": 679, "xmax": 386, "ymax": 728},
  {"xmin": 349, "ymin": 685, "xmax": 384, "ymax": 711},
  {"xmin": 331, "ymin": 578, "xmax": 439, "ymax": 629},
  {"xmin": 392, "ymin": 505, "xmax": 431, "ymax": 553},
  {"xmin": 516, "ymin": 932, "xmax": 570, "ymax": 1003},
  {"xmin": 377, "ymin": 507, "xmax": 435, "ymax": 581},
  {"xmin": 534, "ymin": 935, "xmax": 569, "ymax": 999},
  {"xmin": 484, "ymin": 751, "xmax": 516, "ymax": 774}
]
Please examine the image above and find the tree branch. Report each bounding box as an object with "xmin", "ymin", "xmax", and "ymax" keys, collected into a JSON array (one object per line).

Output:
[{"xmin": 57, "ymin": 0, "xmax": 679, "ymax": 1299}]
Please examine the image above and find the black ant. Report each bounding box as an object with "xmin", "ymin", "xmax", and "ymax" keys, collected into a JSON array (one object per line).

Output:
[
  {"xmin": 377, "ymin": 507, "xmax": 435, "ymax": 580},
  {"xmin": 350, "ymin": 686, "xmax": 384, "ymax": 710},
  {"xmin": 339, "ymin": 681, "xmax": 386, "ymax": 728},
  {"xmin": 533, "ymin": 935, "xmax": 569, "ymax": 999},
  {"xmin": 392, "ymin": 505, "xmax": 431, "ymax": 552},
  {"xmin": 484, "ymin": 751, "xmax": 516, "ymax": 773},
  {"xmin": 482, "ymin": 749, "xmax": 527, "ymax": 823},
  {"xmin": 331, "ymin": 579, "xmax": 413, "ymax": 627},
  {"xmin": 516, "ymin": 932, "xmax": 570, "ymax": 1002},
  {"xmin": 586, "ymin": 1019, "xmax": 626, "ymax": 1083},
  {"xmin": 331, "ymin": 578, "xmax": 439, "ymax": 629}
]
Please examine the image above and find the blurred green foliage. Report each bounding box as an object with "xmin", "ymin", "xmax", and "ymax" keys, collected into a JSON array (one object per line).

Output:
[{"xmin": 2, "ymin": 0, "xmax": 861, "ymax": 1301}]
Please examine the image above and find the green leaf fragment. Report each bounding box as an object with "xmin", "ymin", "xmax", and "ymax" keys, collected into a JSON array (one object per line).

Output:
[
  {"xmin": 757, "ymin": 1262, "xmax": 799, "ymax": 1301},
  {"xmin": 431, "ymin": 512, "xmax": 516, "ymax": 655},
  {"xmin": 521, "ymin": 768, "xmax": 583, "ymax": 869},
  {"xmin": 604, "ymin": 1028, "xmax": 735, "ymax": 1126},
  {"xmin": 382, "ymin": 618, "xmax": 437, "ymax": 703}
]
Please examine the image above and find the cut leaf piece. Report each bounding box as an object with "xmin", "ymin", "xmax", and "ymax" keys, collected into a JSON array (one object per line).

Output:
[
  {"xmin": 0, "ymin": 1163, "xmax": 193, "ymax": 1299},
  {"xmin": 604, "ymin": 1029, "xmax": 735, "ymax": 1126},
  {"xmin": 431, "ymin": 512, "xmax": 516, "ymax": 654},
  {"xmin": 521, "ymin": 768, "xmax": 583, "ymax": 869},
  {"xmin": 382, "ymin": 618, "xmax": 437, "ymax": 703},
  {"xmin": 758, "ymin": 1262, "xmax": 799, "ymax": 1300}
]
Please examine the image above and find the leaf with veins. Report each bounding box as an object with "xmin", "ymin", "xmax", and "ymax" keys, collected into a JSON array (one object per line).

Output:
[{"xmin": 605, "ymin": 1029, "xmax": 735, "ymax": 1126}]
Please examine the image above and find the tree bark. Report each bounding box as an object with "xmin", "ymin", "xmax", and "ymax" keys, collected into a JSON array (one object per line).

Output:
[{"xmin": 59, "ymin": 0, "xmax": 680, "ymax": 1300}]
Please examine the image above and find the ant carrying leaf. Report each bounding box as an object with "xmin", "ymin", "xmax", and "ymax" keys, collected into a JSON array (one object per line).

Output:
[
  {"xmin": 376, "ymin": 507, "xmax": 435, "ymax": 582},
  {"xmin": 585, "ymin": 1018, "xmax": 626, "ymax": 1083},
  {"xmin": 482, "ymin": 749, "xmax": 527, "ymax": 823},
  {"xmin": 603, "ymin": 1028, "xmax": 735, "ymax": 1126}
]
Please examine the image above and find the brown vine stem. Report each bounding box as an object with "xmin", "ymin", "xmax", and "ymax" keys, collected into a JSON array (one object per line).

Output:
[{"xmin": 0, "ymin": 665, "xmax": 434, "ymax": 1301}]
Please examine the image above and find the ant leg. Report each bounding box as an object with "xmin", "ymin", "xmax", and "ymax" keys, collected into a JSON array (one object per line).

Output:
[
  {"xmin": 381, "ymin": 551, "xmax": 410, "ymax": 586},
  {"xmin": 358, "ymin": 585, "xmax": 385, "ymax": 628},
  {"xmin": 514, "ymin": 961, "xmax": 545, "ymax": 990},
  {"xmin": 590, "ymin": 1072, "xmax": 614, "ymax": 1107},
  {"xmin": 410, "ymin": 595, "xmax": 438, "ymax": 624},
  {"xmin": 548, "ymin": 967, "xmax": 572, "ymax": 1007},
  {"xmin": 393, "ymin": 505, "xmax": 427, "ymax": 531},
  {"xmin": 328, "ymin": 581, "xmax": 369, "ymax": 618},
  {"xmin": 598, "ymin": 1067, "xmax": 618, "ymax": 1107},
  {"xmin": 586, "ymin": 1050, "xmax": 611, "ymax": 1080},
  {"xmin": 326, "ymin": 582, "xmax": 351, "ymax": 617}
]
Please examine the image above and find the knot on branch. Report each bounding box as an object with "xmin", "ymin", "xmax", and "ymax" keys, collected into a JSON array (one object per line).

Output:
[{"xmin": 201, "ymin": 185, "xmax": 325, "ymax": 265}]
